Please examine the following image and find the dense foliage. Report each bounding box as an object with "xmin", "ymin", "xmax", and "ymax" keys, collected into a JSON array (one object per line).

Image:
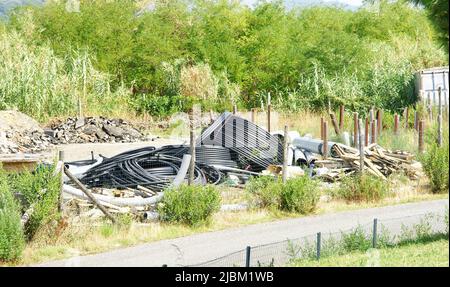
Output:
[
  {"xmin": 158, "ymin": 184, "xmax": 221, "ymax": 226},
  {"xmin": 246, "ymin": 175, "xmax": 320, "ymax": 214},
  {"xmin": 1, "ymin": 0, "xmax": 447, "ymax": 118},
  {"xmin": 0, "ymin": 169, "xmax": 25, "ymax": 262},
  {"xmin": 420, "ymin": 133, "xmax": 449, "ymax": 194}
]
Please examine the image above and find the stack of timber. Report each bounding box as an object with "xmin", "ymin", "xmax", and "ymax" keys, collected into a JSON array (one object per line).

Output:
[{"xmin": 315, "ymin": 143, "xmax": 422, "ymax": 181}]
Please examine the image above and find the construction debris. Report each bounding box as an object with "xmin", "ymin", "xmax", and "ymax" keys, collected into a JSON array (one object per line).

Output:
[
  {"xmin": 315, "ymin": 143, "xmax": 422, "ymax": 181},
  {"xmin": 48, "ymin": 116, "xmax": 147, "ymax": 144},
  {"xmin": 1, "ymin": 110, "xmax": 149, "ymax": 154}
]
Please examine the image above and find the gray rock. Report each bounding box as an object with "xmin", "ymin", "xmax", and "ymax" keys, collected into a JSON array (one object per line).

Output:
[{"xmin": 103, "ymin": 125, "xmax": 124, "ymax": 138}]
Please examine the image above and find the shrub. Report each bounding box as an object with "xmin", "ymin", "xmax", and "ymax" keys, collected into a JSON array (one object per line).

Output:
[
  {"xmin": 336, "ymin": 173, "xmax": 391, "ymax": 202},
  {"xmin": 341, "ymin": 225, "xmax": 372, "ymax": 252},
  {"xmin": 9, "ymin": 165, "xmax": 61, "ymax": 240},
  {"xmin": 246, "ymin": 176, "xmax": 280, "ymax": 208},
  {"xmin": 158, "ymin": 184, "xmax": 221, "ymax": 226},
  {"xmin": 279, "ymin": 176, "xmax": 320, "ymax": 214},
  {"xmin": 420, "ymin": 140, "xmax": 449, "ymax": 194},
  {"xmin": 246, "ymin": 176, "xmax": 319, "ymax": 214},
  {"xmin": 0, "ymin": 170, "xmax": 25, "ymax": 262}
]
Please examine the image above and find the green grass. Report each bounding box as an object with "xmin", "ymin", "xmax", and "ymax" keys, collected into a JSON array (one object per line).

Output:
[{"xmin": 290, "ymin": 238, "xmax": 449, "ymax": 267}]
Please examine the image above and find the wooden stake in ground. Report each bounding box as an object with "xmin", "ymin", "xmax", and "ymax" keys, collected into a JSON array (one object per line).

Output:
[
  {"xmin": 376, "ymin": 109, "xmax": 382, "ymax": 135},
  {"xmin": 188, "ymin": 109, "xmax": 196, "ymax": 185},
  {"xmin": 323, "ymin": 121, "xmax": 328, "ymax": 159},
  {"xmin": 64, "ymin": 166, "xmax": 116, "ymax": 223},
  {"xmin": 251, "ymin": 108, "xmax": 257, "ymax": 124},
  {"xmin": 233, "ymin": 104, "xmax": 237, "ymax": 115},
  {"xmin": 414, "ymin": 111, "xmax": 418, "ymax": 131},
  {"xmin": 371, "ymin": 120, "xmax": 377, "ymax": 144},
  {"xmin": 364, "ymin": 118, "xmax": 369, "ymax": 146},
  {"xmin": 394, "ymin": 113, "xmax": 399, "ymax": 135},
  {"xmin": 418, "ymin": 120, "xmax": 425, "ymax": 153},
  {"xmin": 267, "ymin": 93, "xmax": 271, "ymax": 132},
  {"xmin": 404, "ymin": 107, "xmax": 409, "ymax": 129},
  {"xmin": 428, "ymin": 92, "xmax": 433, "ymax": 121},
  {"xmin": 58, "ymin": 150, "xmax": 65, "ymax": 213},
  {"xmin": 353, "ymin": 112, "xmax": 358, "ymax": 148},
  {"xmin": 358, "ymin": 119, "xmax": 365, "ymax": 174},
  {"xmin": 209, "ymin": 109, "xmax": 214, "ymax": 124},
  {"xmin": 438, "ymin": 87, "xmax": 443, "ymax": 146},
  {"xmin": 329, "ymin": 113, "xmax": 340, "ymax": 135},
  {"xmin": 320, "ymin": 117, "xmax": 324, "ymax": 140},
  {"xmin": 339, "ymin": 105, "xmax": 345, "ymax": 131},
  {"xmin": 282, "ymin": 125, "xmax": 289, "ymax": 184}
]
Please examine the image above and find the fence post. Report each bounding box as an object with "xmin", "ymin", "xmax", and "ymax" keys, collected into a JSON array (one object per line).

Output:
[
  {"xmin": 404, "ymin": 107, "xmax": 409, "ymax": 129},
  {"xmin": 251, "ymin": 108, "xmax": 256, "ymax": 124},
  {"xmin": 358, "ymin": 119, "xmax": 365, "ymax": 174},
  {"xmin": 320, "ymin": 117, "xmax": 324, "ymax": 140},
  {"xmin": 282, "ymin": 125, "xmax": 289, "ymax": 184},
  {"xmin": 267, "ymin": 93, "xmax": 271, "ymax": 132},
  {"xmin": 394, "ymin": 113, "xmax": 399, "ymax": 136},
  {"xmin": 376, "ymin": 109, "xmax": 382, "ymax": 135},
  {"xmin": 353, "ymin": 112, "xmax": 358, "ymax": 148},
  {"xmin": 316, "ymin": 232, "xmax": 322, "ymax": 260},
  {"xmin": 364, "ymin": 118, "xmax": 369, "ymax": 146},
  {"xmin": 209, "ymin": 109, "xmax": 214, "ymax": 124},
  {"xmin": 233, "ymin": 104, "xmax": 238, "ymax": 115},
  {"xmin": 330, "ymin": 113, "xmax": 341, "ymax": 135},
  {"xmin": 162, "ymin": 264, "xmax": 168, "ymax": 267},
  {"xmin": 245, "ymin": 246, "xmax": 251, "ymax": 267},
  {"xmin": 188, "ymin": 109, "xmax": 196, "ymax": 185},
  {"xmin": 58, "ymin": 150, "xmax": 65, "ymax": 213},
  {"xmin": 438, "ymin": 87, "xmax": 443, "ymax": 147},
  {"xmin": 339, "ymin": 105, "xmax": 345, "ymax": 131},
  {"xmin": 372, "ymin": 218, "xmax": 378, "ymax": 249},
  {"xmin": 414, "ymin": 111, "xmax": 418, "ymax": 131},
  {"xmin": 418, "ymin": 120, "xmax": 425, "ymax": 153},
  {"xmin": 371, "ymin": 120, "xmax": 377, "ymax": 144},
  {"xmin": 323, "ymin": 122, "xmax": 328, "ymax": 159}
]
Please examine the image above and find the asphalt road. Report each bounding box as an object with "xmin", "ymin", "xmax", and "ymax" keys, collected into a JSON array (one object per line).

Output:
[{"xmin": 36, "ymin": 199, "xmax": 448, "ymax": 267}]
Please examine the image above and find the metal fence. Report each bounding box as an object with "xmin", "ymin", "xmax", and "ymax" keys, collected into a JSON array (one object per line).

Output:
[{"xmin": 189, "ymin": 211, "xmax": 448, "ymax": 267}]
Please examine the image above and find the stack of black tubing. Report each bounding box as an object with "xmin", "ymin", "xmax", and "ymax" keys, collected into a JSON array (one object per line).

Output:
[{"xmin": 79, "ymin": 146, "xmax": 222, "ymax": 192}]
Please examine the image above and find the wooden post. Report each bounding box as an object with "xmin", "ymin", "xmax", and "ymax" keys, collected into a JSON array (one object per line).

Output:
[
  {"xmin": 330, "ymin": 113, "xmax": 340, "ymax": 135},
  {"xmin": 394, "ymin": 113, "xmax": 399, "ymax": 135},
  {"xmin": 251, "ymin": 108, "xmax": 257, "ymax": 124},
  {"xmin": 353, "ymin": 112, "xmax": 358, "ymax": 148},
  {"xmin": 320, "ymin": 117, "xmax": 324, "ymax": 140},
  {"xmin": 64, "ymin": 167, "xmax": 116, "ymax": 223},
  {"xmin": 323, "ymin": 122, "xmax": 328, "ymax": 159},
  {"xmin": 404, "ymin": 107, "xmax": 409, "ymax": 129},
  {"xmin": 282, "ymin": 125, "xmax": 289, "ymax": 184},
  {"xmin": 188, "ymin": 109, "xmax": 195, "ymax": 185},
  {"xmin": 418, "ymin": 120, "xmax": 425, "ymax": 153},
  {"xmin": 370, "ymin": 107, "xmax": 374, "ymax": 123},
  {"xmin": 364, "ymin": 118, "xmax": 369, "ymax": 146},
  {"xmin": 376, "ymin": 110, "xmax": 382, "ymax": 135},
  {"xmin": 209, "ymin": 109, "xmax": 214, "ymax": 124},
  {"xmin": 414, "ymin": 111, "xmax": 418, "ymax": 131},
  {"xmin": 233, "ymin": 104, "xmax": 237, "ymax": 115},
  {"xmin": 438, "ymin": 87, "xmax": 443, "ymax": 146},
  {"xmin": 339, "ymin": 105, "xmax": 345, "ymax": 131},
  {"xmin": 358, "ymin": 119, "xmax": 365, "ymax": 174},
  {"xmin": 58, "ymin": 151, "xmax": 65, "ymax": 213},
  {"xmin": 371, "ymin": 120, "xmax": 377, "ymax": 144},
  {"xmin": 428, "ymin": 92, "xmax": 433, "ymax": 121},
  {"xmin": 267, "ymin": 94, "xmax": 271, "ymax": 132}
]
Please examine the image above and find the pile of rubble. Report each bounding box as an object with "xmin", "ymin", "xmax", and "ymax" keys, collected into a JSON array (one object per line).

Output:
[
  {"xmin": 47, "ymin": 116, "xmax": 147, "ymax": 144},
  {"xmin": 0, "ymin": 110, "xmax": 51, "ymax": 154},
  {"xmin": 1, "ymin": 110, "xmax": 148, "ymax": 154}
]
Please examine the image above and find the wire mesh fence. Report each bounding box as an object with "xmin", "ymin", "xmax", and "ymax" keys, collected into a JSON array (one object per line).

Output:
[{"xmin": 189, "ymin": 210, "xmax": 449, "ymax": 267}]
